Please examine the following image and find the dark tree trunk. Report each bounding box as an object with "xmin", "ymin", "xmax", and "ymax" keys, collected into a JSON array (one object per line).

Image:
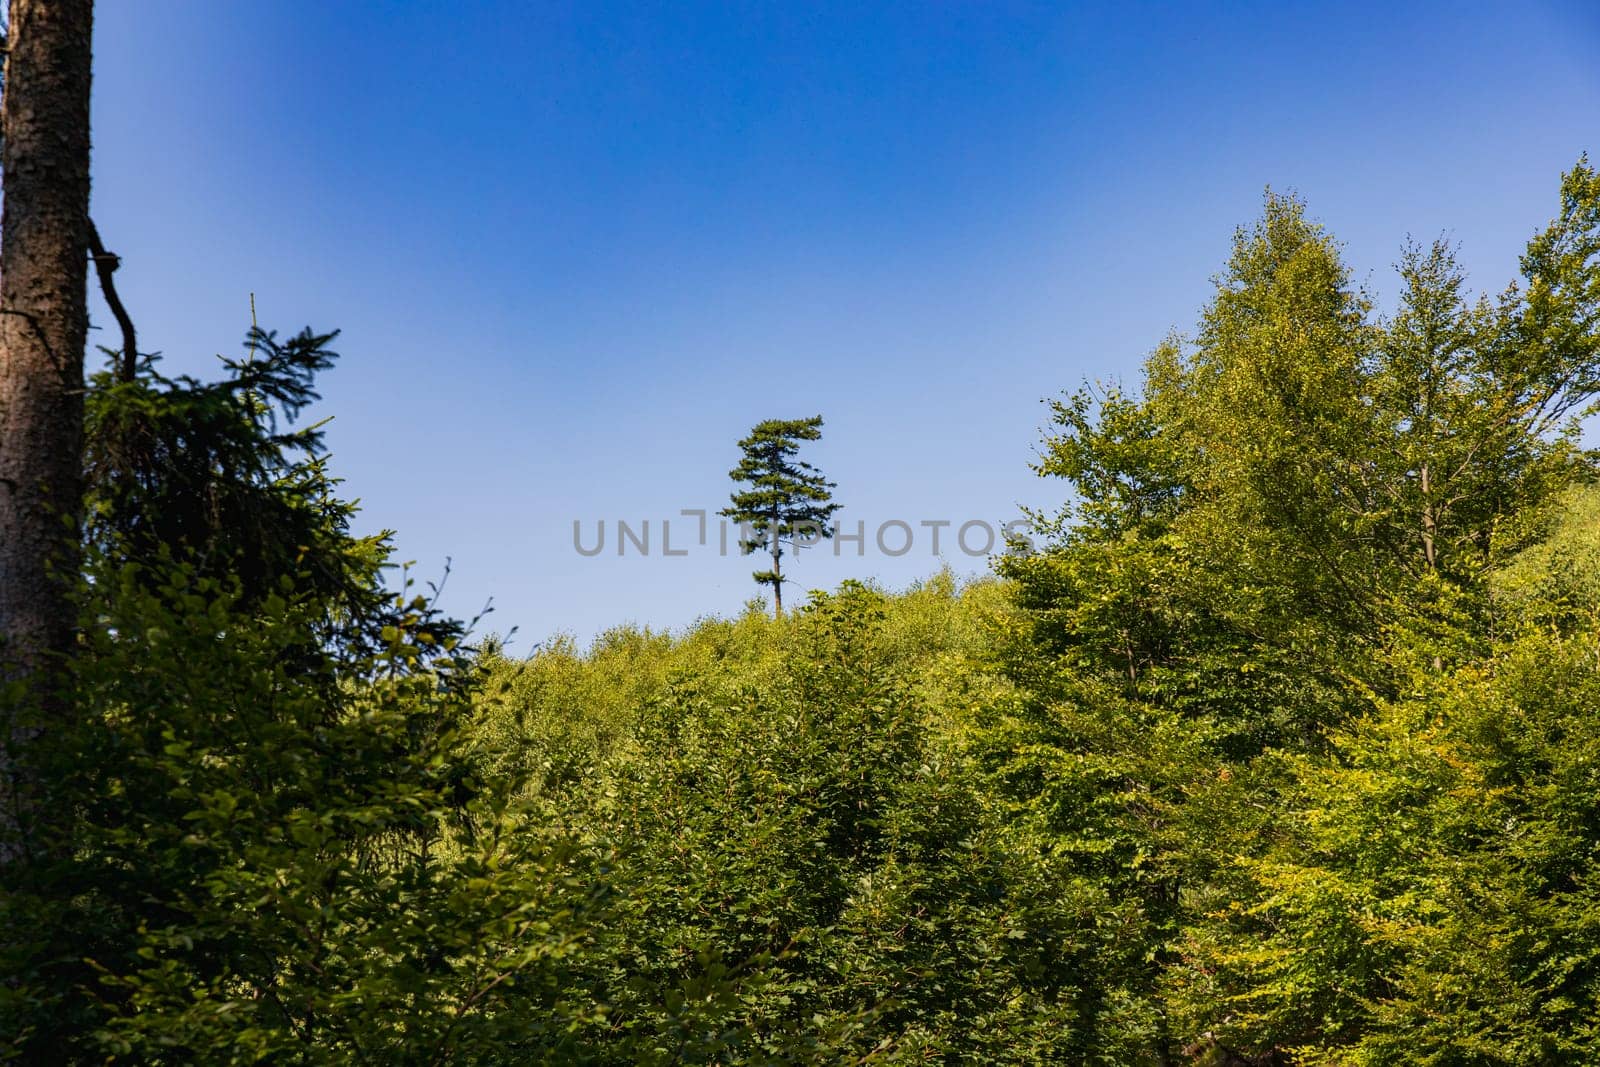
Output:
[
  {"xmin": 771, "ymin": 526, "xmax": 782, "ymax": 616},
  {"xmin": 768, "ymin": 500, "xmax": 783, "ymax": 617},
  {"xmin": 0, "ymin": 0, "xmax": 95, "ymax": 852}
]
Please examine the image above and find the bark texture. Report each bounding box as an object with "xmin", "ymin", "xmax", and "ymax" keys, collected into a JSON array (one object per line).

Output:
[{"xmin": 0, "ymin": 0, "xmax": 93, "ymax": 678}]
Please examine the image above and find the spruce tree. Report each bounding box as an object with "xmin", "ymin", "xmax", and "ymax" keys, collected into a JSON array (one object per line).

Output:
[{"xmin": 721, "ymin": 416, "xmax": 840, "ymax": 615}]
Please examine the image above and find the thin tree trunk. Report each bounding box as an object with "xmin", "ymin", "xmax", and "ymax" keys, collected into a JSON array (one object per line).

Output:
[
  {"xmin": 771, "ymin": 525, "xmax": 782, "ymax": 616},
  {"xmin": 1419, "ymin": 461, "xmax": 1437, "ymax": 571},
  {"xmin": 0, "ymin": 0, "xmax": 95, "ymax": 855},
  {"xmin": 1419, "ymin": 461, "xmax": 1444, "ymax": 671}
]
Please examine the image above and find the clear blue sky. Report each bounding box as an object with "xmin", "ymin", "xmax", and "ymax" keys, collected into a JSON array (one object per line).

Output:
[{"xmin": 88, "ymin": 2, "xmax": 1600, "ymax": 647}]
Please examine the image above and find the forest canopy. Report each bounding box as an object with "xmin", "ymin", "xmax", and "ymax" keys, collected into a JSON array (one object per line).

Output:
[{"xmin": 5, "ymin": 157, "xmax": 1600, "ymax": 1064}]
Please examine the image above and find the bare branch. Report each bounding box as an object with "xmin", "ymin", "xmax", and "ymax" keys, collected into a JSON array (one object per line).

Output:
[{"xmin": 86, "ymin": 217, "xmax": 138, "ymax": 381}]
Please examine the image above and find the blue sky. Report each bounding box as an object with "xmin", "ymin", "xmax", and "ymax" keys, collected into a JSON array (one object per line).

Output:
[{"xmin": 88, "ymin": 2, "xmax": 1600, "ymax": 646}]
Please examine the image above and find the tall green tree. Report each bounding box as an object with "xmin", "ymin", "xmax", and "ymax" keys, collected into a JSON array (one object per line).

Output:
[
  {"xmin": 1011, "ymin": 165, "xmax": 1600, "ymax": 747},
  {"xmin": 3, "ymin": 328, "xmax": 611, "ymax": 1063},
  {"xmin": 1170, "ymin": 486, "xmax": 1600, "ymax": 1065},
  {"xmin": 721, "ymin": 416, "xmax": 840, "ymax": 616},
  {"xmin": 991, "ymin": 161, "xmax": 1600, "ymax": 1062}
]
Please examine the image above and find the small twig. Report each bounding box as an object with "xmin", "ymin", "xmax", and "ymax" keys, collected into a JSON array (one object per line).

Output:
[
  {"xmin": 244, "ymin": 291, "xmax": 259, "ymax": 367},
  {"xmin": 86, "ymin": 218, "xmax": 138, "ymax": 381}
]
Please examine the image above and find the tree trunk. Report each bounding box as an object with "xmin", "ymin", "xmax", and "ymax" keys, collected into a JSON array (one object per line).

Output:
[
  {"xmin": 771, "ymin": 527, "xmax": 782, "ymax": 616},
  {"xmin": 1419, "ymin": 461, "xmax": 1437, "ymax": 571},
  {"xmin": 0, "ymin": 0, "xmax": 95, "ymax": 853}
]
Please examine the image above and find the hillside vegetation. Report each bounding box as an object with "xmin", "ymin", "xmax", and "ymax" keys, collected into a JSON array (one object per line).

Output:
[{"xmin": 7, "ymin": 162, "xmax": 1600, "ymax": 1064}]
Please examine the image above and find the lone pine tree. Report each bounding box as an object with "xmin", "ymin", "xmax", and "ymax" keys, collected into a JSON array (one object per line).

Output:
[{"xmin": 722, "ymin": 416, "xmax": 840, "ymax": 615}]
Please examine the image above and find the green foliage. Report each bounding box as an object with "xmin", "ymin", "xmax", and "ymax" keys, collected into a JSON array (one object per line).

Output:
[
  {"xmin": 1172, "ymin": 491, "xmax": 1600, "ymax": 1063},
  {"xmin": 9, "ymin": 162, "xmax": 1600, "ymax": 1065},
  {"xmin": 991, "ymin": 159, "xmax": 1600, "ymax": 1063},
  {"xmin": 84, "ymin": 328, "xmax": 389, "ymax": 629},
  {"xmin": 5, "ymin": 562, "xmax": 603, "ymax": 1064},
  {"xmin": 480, "ymin": 576, "xmax": 1137, "ymax": 1061},
  {"xmin": 3, "ymin": 334, "xmax": 600, "ymax": 1063}
]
